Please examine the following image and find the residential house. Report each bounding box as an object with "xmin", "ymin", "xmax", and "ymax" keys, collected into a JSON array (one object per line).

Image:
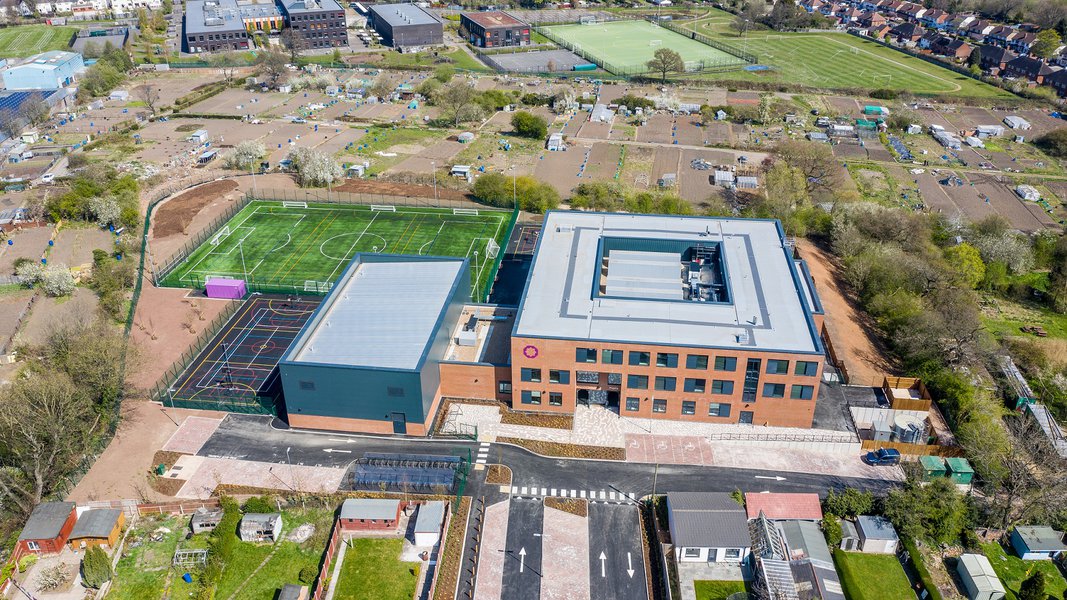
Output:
[
  {"xmin": 190, "ymin": 509, "xmax": 224, "ymax": 534},
  {"xmin": 858, "ymin": 10, "xmax": 886, "ymax": 27},
  {"xmin": 744, "ymin": 493, "xmax": 823, "ymax": 521},
  {"xmin": 856, "ymin": 515, "xmax": 899, "ymax": 554},
  {"xmin": 919, "ymin": 30, "xmax": 940, "ymax": 50},
  {"xmin": 918, "ymin": 8, "xmax": 950, "ymax": 29},
  {"xmin": 1009, "ymin": 526, "xmax": 1067, "ymax": 560},
  {"xmin": 339, "ymin": 498, "xmax": 403, "ymax": 531},
  {"xmin": 986, "ymin": 25, "xmax": 1017, "ymax": 48},
  {"xmin": 978, "ymin": 46, "xmax": 1016, "ymax": 74},
  {"xmin": 931, "ymin": 37, "xmax": 973, "ymax": 61},
  {"xmin": 1045, "ymin": 68, "xmax": 1067, "ymax": 96},
  {"xmin": 966, "ymin": 19, "xmax": 995, "ymax": 41},
  {"xmin": 946, "ymin": 14, "xmax": 976, "ymax": 34},
  {"xmin": 67, "ymin": 509, "xmax": 124, "ymax": 551},
  {"xmin": 957, "ymin": 553, "xmax": 1006, "ymax": 600},
  {"xmin": 239, "ymin": 513, "xmax": 283, "ymax": 543},
  {"xmin": 666, "ymin": 492, "xmax": 751, "ymax": 564},
  {"xmin": 1004, "ymin": 55, "xmax": 1057, "ymax": 84},
  {"xmin": 413, "ymin": 501, "xmax": 446, "ymax": 547},
  {"xmin": 890, "ymin": 22, "xmax": 925, "ymax": 45},
  {"xmin": 868, "ymin": 23, "xmax": 892, "ymax": 39},
  {"xmin": 17, "ymin": 502, "xmax": 77, "ymax": 556},
  {"xmin": 897, "ymin": 2, "xmax": 926, "ymax": 21},
  {"xmin": 1008, "ymin": 31, "xmax": 1036, "ymax": 54}
]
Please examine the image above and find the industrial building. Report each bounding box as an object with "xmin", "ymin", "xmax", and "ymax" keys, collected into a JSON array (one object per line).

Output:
[
  {"xmin": 1, "ymin": 51, "xmax": 84, "ymax": 91},
  {"xmin": 368, "ymin": 3, "xmax": 443, "ymax": 49},
  {"xmin": 459, "ymin": 10, "xmax": 530, "ymax": 48},
  {"xmin": 279, "ymin": 0, "xmax": 348, "ymax": 49},
  {"xmin": 183, "ymin": 0, "xmax": 251, "ymax": 52},
  {"xmin": 507, "ymin": 212, "xmax": 825, "ymax": 427},
  {"xmin": 184, "ymin": 0, "xmax": 345, "ymax": 53}
]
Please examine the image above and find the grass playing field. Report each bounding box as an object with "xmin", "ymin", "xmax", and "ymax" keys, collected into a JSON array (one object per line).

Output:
[
  {"xmin": 683, "ymin": 11, "xmax": 1012, "ymax": 98},
  {"xmin": 0, "ymin": 25, "xmax": 80, "ymax": 59},
  {"xmin": 542, "ymin": 20, "xmax": 744, "ymax": 73},
  {"xmin": 159, "ymin": 201, "xmax": 514, "ymax": 299}
]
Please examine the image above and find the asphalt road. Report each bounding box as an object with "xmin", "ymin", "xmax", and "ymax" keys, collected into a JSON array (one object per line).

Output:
[
  {"xmin": 501, "ymin": 498, "xmax": 544, "ymax": 600},
  {"xmin": 588, "ymin": 503, "xmax": 648, "ymax": 600},
  {"xmin": 196, "ymin": 415, "xmax": 900, "ymax": 497}
]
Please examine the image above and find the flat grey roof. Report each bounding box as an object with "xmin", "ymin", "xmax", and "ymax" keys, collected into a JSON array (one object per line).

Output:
[
  {"xmin": 69, "ymin": 509, "xmax": 122, "ymax": 540},
  {"xmin": 370, "ymin": 3, "xmax": 442, "ymax": 27},
  {"xmin": 19, "ymin": 502, "xmax": 74, "ymax": 541},
  {"xmin": 340, "ymin": 498, "xmax": 400, "ymax": 521},
  {"xmin": 283, "ymin": 0, "xmax": 343, "ymax": 15},
  {"xmin": 287, "ymin": 256, "xmax": 465, "ymax": 371},
  {"xmin": 857, "ymin": 515, "xmax": 898, "ymax": 541},
  {"xmin": 185, "ymin": 0, "xmax": 246, "ymax": 35},
  {"xmin": 1015, "ymin": 526, "xmax": 1067, "ymax": 551},
  {"xmin": 667, "ymin": 492, "xmax": 749, "ymax": 548},
  {"xmin": 514, "ymin": 212, "xmax": 821, "ymax": 353},
  {"xmin": 414, "ymin": 501, "xmax": 446, "ymax": 533}
]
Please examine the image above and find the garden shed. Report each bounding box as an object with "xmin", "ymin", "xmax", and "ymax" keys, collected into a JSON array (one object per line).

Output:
[{"xmin": 239, "ymin": 513, "xmax": 282, "ymax": 543}]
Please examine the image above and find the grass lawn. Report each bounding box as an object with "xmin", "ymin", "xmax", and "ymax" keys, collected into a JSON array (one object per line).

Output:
[
  {"xmin": 833, "ymin": 551, "xmax": 914, "ymax": 600},
  {"xmin": 982, "ymin": 542, "xmax": 1067, "ymax": 600},
  {"xmin": 158, "ymin": 200, "xmax": 512, "ymax": 300},
  {"xmin": 334, "ymin": 538, "xmax": 419, "ymax": 600},
  {"xmin": 376, "ymin": 46, "xmax": 490, "ymax": 72},
  {"xmin": 109, "ymin": 515, "xmax": 201, "ymax": 600},
  {"xmin": 340, "ymin": 125, "xmax": 446, "ymax": 175},
  {"xmin": 694, "ymin": 580, "xmax": 748, "ymax": 600},
  {"xmin": 0, "ymin": 25, "xmax": 80, "ymax": 58}
]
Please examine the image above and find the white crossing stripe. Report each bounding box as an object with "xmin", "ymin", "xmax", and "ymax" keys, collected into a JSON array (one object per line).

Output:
[
  {"xmin": 551, "ymin": 488, "xmax": 557, "ymax": 496},
  {"xmin": 521, "ymin": 487, "xmax": 528, "ymax": 495},
  {"xmin": 512, "ymin": 486, "xmax": 518, "ymax": 494},
  {"xmin": 570, "ymin": 489, "xmax": 577, "ymax": 497},
  {"xmin": 609, "ymin": 491, "xmax": 616, "ymax": 500},
  {"xmin": 580, "ymin": 490, "xmax": 587, "ymax": 498},
  {"xmin": 480, "ymin": 442, "xmax": 491, "ymax": 448},
  {"xmin": 541, "ymin": 488, "xmax": 547, "ymax": 496},
  {"xmin": 475, "ymin": 458, "xmax": 487, "ymax": 464}
]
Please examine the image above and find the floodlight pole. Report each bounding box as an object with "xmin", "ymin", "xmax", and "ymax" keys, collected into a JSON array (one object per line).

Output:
[
  {"xmin": 431, "ymin": 160, "xmax": 438, "ymax": 205},
  {"xmin": 239, "ymin": 238, "xmax": 248, "ymax": 281}
]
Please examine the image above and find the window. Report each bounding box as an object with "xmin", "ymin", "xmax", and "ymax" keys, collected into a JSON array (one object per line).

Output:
[
  {"xmin": 709, "ymin": 402, "xmax": 731, "ymax": 417},
  {"xmin": 742, "ymin": 358, "xmax": 762, "ymax": 402},
  {"xmin": 686, "ymin": 354, "xmax": 708, "ymax": 370},
  {"xmin": 655, "ymin": 376, "xmax": 676, "ymax": 392},
  {"xmin": 683, "ymin": 548, "xmax": 700, "ymax": 558},
  {"xmin": 299, "ymin": 380, "xmax": 315, "ymax": 391},
  {"xmin": 627, "ymin": 374, "xmax": 648, "ymax": 390},
  {"xmin": 791, "ymin": 385, "xmax": 815, "ymax": 400},
  {"xmin": 681, "ymin": 401, "xmax": 696, "ymax": 415},
  {"xmin": 625, "ymin": 397, "xmax": 640, "ymax": 412},
  {"xmin": 629, "ymin": 351, "xmax": 650, "ymax": 366},
  {"xmin": 549, "ymin": 370, "xmax": 570, "ymax": 385},
  {"xmin": 711, "ymin": 380, "xmax": 734, "ymax": 395},
  {"xmin": 386, "ymin": 386, "xmax": 405, "ymax": 397},
  {"xmin": 763, "ymin": 383, "xmax": 786, "ymax": 398},
  {"xmin": 656, "ymin": 353, "xmax": 678, "ymax": 368},
  {"xmin": 684, "ymin": 378, "xmax": 706, "ymax": 393},
  {"xmin": 794, "ymin": 361, "xmax": 819, "ymax": 376},
  {"xmin": 725, "ymin": 549, "xmax": 741, "ymax": 559},
  {"xmin": 498, "ymin": 381, "xmax": 512, "ymax": 394},
  {"xmin": 520, "ymin": 390, "xmax": 542, "ymax": 405},
  {"xmin": 549, "ymin": 392, "xmax": 563, "ymax": 406},
  {"xmin": 714, "ymin": 356, "xmax": 737, "ymax": 371},
  {"xmin": 602, "ymin": 349, "xmax": 623, "ymax": 364},
  {"xmin": 520, "ymin": 368, "xmax": 541, "ymax": 383},
  {"xmin": 766, "ymin": 359, "xmax": 790, "ymax": 375},
  {"xmin": 652, "ymin": 398, "xmax": 667, "ymax": 413},
  {"xmin": 576, "ymin": 347, "xmax": 597, "ymax": 363},
  {"xmin": 26, "ymin": 541, "xmax": 39, "ymax": 551}
]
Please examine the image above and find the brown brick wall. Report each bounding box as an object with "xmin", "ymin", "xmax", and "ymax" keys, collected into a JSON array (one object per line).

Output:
[{"xmin": 438, "ymin": 362, "xmax": 511, "ymax": 401}]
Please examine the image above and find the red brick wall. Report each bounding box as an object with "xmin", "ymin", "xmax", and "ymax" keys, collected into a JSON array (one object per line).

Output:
[{"xmin": 438, "ymin": 363, "xmax": 511, "ymax": 401}]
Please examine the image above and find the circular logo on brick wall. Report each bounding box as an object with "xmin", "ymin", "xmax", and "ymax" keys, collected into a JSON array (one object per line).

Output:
[{"xmin": 522, "ymin": 345, "xmax": 539, "ymax": 359}]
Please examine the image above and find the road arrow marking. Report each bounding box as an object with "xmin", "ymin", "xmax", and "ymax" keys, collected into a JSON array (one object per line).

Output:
[
  {"xmin": 627, "ymin": 552, "xmax": 634, "ymax": 578},
  {"xmin": 519, "ymin": 547, "xmax": 527, "ymax": 573},
  {"xmin": 327, "ymin": 438, "xmax": 356, "ymax": 443},
  {"xmin": 754, "ymin": 475, "xmax": 786, "ymax": 481},
  {"xmin": 322, "ymin": 448, "xmax": 352, "ymax": 454},
  {"xmin": 599, "ymin": 551, "xmax": 607, "ymax": 578}
]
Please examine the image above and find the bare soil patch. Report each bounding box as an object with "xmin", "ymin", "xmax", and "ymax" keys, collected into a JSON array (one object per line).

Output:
[
  {"xmin": 486, "ymin": 464, "xmax": 511, "ymax": 486},
  {"xmin": 149, "ymin": 475, "xmax": 186, "ymax": 497},
  {"xmin": 497, "ymin": 437, "xmax": 625, "ymax": 461},
  {"xmin": 152, "ymin": 180, "xmax": 240, "ymax": 239},
  {"xmin": 152, "ymin": 450, "xmax": 186, "ymax": 471},
  {"xmin": 433, "ymin": 496, "xmax": 471, "ymax": 600},
  {"xmin": 333, "ymin": 178, "xmax": 473, "ymax": 202},
  {"xmin": 499, "ymin": 409, "xmax": 573, "ymax": 430},
  {"xmin": 16, "ymin": 287, "xmax": 99, "ymax": 347},
  {"xmin": 544, "ymin": 497, "xmax": 587, "ymax": 517}
]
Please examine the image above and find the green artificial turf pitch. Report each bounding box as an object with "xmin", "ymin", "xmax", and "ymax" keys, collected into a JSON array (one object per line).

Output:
[
  {"xmin": 0, "ymin": 25, "xmax": 80, "ymax": 59},
  {"xmin": 542, "ymin": 20, "xmax": 745, "ymax": 72},
  {"xmin": 159, "ymin": 201, "xmax": 512, "ymax": 298}
]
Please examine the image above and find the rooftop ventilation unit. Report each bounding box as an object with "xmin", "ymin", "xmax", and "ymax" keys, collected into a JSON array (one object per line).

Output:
[{"xmin": 736, "ymin": 330, "xmax": 749, "ymax": 344}]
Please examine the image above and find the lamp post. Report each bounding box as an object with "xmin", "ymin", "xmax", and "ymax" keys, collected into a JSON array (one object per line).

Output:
[{"xmin": 431, "ymin": 160, "xmax": 438, "ymax": 205}]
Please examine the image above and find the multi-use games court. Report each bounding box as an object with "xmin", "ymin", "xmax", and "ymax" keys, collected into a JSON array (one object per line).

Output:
[{"xmin": 158, "ymin": 199, "xmax": 515, "ymax": 299}]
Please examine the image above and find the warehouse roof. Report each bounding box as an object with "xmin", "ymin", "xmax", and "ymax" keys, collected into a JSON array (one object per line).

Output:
[
  {"xmin": 370, "ymin": 2, "xmax": 441, "ymax": 26},
  {"xmin": 513, "ymin": 212, "xmax": 822, "ymax": 353},
  {"xmin": 286, "ymin": 255, "xmax": 466, "ymax": 371},
  {"xmin": 461, "ymin": 10, "xmax": 526, "ymax": 28},
  {"xmin": 185, "ymin": 0, "xmax": 245, "ymax": 35}
]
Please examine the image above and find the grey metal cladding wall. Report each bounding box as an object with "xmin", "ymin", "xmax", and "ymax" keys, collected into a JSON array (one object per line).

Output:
[
  {"xmin": 419, "ymin": 261, "xmax": 471, "ymax": 418},
  {"xmin": 392, "ymin": 22, "xmax": 443, "ymax": 46},
  {"xmin": 279, "ymin": 362, "xmax": 425, "ymax": 424}
]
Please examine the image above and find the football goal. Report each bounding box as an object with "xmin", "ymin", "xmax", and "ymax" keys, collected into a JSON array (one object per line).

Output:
[
  {"xmin": 579, "ymin": 15, "xmax": 597, "ymax": 24},
  {"xmin": 210, "ymin": 225, "xmax": 231, "ymax": 246},
  {"xmin": 486, "ymin": 238, "xmax": 500, "ymax": 259},
  {"xmin": 370, "ymin": 205, "xmax": 397, "ymax": 212},
  {"xmin": 453, "ymin": 208, "xmax": 480, "ymax": 216},
  {"xmin": 850, "ymin": 47, "xmax": 860, "ymax": 55},
  {"xmin": 282, "ymin": 201, "xmax": 308, "ymax": 208},
  {"xmin": 304, "ymin": 280, "xmax": 333, "ymax": 293},
  {"xmin": 650, "ymin": 39, "xmax": 662, "ymax": 47}
]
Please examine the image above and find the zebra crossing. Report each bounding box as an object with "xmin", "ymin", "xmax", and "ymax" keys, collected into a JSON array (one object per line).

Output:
[
  {"xmin": 476, "ymin": 442, "xmax": 490, "ymax": 465},
  {"xmin": 501, "ymin": 485, "xmax": 639, "ymax": 504}
]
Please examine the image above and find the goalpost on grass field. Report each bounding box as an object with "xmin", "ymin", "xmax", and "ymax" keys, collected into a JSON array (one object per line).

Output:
[
  {"xmin": 650, "ymin": 39, "xmax": 662, "ymax": 47},
  {"xmin": 211, "ymin": 225, "xmax": 231, "ymax": 246},
  {"xmin": 370, "ymin": 204, "xmax": 397, "ymax": 212},
  {"xmin": 486, "ymin": 238, "xmax": 500, "ymax": 259},
  {"xmin": 282, "ymin": 201, "xmax": 308, "ymax": 209},
  {"xmin": 453, "ymin": 208, "xmax": 480, "ymax": 216}
]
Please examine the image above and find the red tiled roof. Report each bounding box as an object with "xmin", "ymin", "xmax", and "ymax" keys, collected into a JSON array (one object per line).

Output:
[
  {"xmin": 744, "ymin": 493, "xmax": 824, "ymax": 520},
  {"xmin": 462, "ymin": 10, "xmax": 526, "ymax": 29}
]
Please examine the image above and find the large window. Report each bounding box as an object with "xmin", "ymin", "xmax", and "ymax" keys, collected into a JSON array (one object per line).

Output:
[
  {"xmin": 714, "ymin": 356, "xmax": 737, "ymax": 372},
  {"xmin": 629, "ymin": 351, "xmax": 650, "ymax": 366},
  {"xmin": 683, "ymin": 548, "xmax": 700, "ymax": 558},
  {"xmin": 520, "ymin": 368, "xmax": 541, "ymax": 383},
  {"xmin": 602, "ymin": 349, "xmax": 623, "ymax": 364},
  {"xmin": 656, "ymin": 353, "xmax": 679, "ymax": 368},
  {"xmin": 742, "ymin": 358, "xmax": 761, "ymax": 403},
  {"xmin": 498, "ymin": 381, "xmax": 512, "ymax": 394},
  {"xmin": 549, "ymin": 392, "xmax": 563, "ymax": 406},
  {"xmin": 725, "ymin": 549, "xmax": 741, "ymax": 559},
  {"xmin": 766, "ymin": 359, "xmax": 790, "ymax": 375},
  {"xmin": 794, "ymin": 361, "xmax": 819, "ymax": 377},
  {"xmin": 763, "ymin": 383, "xmax": 786, "ymax": 398},
  {"xmin": 791, "ymin": 385, "xmax": 815, "ymax": 400},
  {"xmin": 711, "ymin": 380, "xmax": 734, "ymax": 395},
  {"xmin": 681, "ymin": 401, "xmax": 696, "ymax": 415},
  {"xmin": 625, "ymin": 397, "xmax": 640, "ymax": 412},
  {"xmin": 627, "ymin": 375, "xmax": 649, "ymax": 390},
  {"xmin": 686, "ymin": 354, "xmax": 708, "ymax": 370},
  {"xmin": 652, "ymin": 398, "xmax": 667, "ymax": 413},
  {"xmin": 654, "ymin": 376, "xmax": 676, "ymax": 392},
  {"xmin": 709, "ymin": 402, "xmax": 731, "ymax": 417},
  {"xmin": 520, "ymin": 390, "xmax": 542, "ymax": 405},
  {"xmin": 684, "ymin": 378, "xmax": 706, "ymax": 393},
  {"xmin": 549, "ymin": 370, "xmax": 569, "ymax": 384},
  {"xmin": 576, "ymin": 347, "xmax": 597, "ymax": 363}
]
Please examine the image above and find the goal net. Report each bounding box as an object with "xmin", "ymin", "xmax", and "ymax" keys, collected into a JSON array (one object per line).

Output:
[
  {"xmin": 850, "ymin": 47, "xmax": 860, "ymax": 55},
  {"xmin": 304, "ymin": 280, "xmax": 333, "ymax": 293},
  {"xmin": 579, "ymin": 15, "xmax": 597, "ymax": 24},
  {"xmin": 650, "ymin": 39, "xmax": 662, "ymax": 47},
  {"xmin": 370, "ymin": 204, "xmax": 397, "ymax": 212},
  {"xmin": 211, "ymin": 225, "xmax": 231, "ymax": 246},
  {"xmin": 453, "ymin": 208, "xmax": 480, "ymax": 216},
  {"xmin": 486, "ymin": 238, "xmax": 500, "ymax": 259},
  {"xmin": 282, "ymin": 201, "xmax": 308, "ymax": 208}
]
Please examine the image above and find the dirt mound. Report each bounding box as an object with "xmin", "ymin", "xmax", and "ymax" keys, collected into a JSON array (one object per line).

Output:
[
  {"xmin": 333, "ymin": 178, "xmax": 473, "ymax": 202},
  {"xmin": 152, "ymin": 180, "xmax": 240, "ymax": 239}
]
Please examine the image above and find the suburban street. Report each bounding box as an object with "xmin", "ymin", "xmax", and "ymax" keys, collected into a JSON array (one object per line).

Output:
[{"xmin": 588, "ymin": 503, "xmax": 649, "ymax": 600}]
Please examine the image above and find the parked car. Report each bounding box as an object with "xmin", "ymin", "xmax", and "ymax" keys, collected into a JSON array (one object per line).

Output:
[
  {"xmin": 864, "ymin": 448, "xmax": 901, "ymax": 466},
  {"xmin": 39, "ymin": 173, "xmax": 55, "ymax": 184}
]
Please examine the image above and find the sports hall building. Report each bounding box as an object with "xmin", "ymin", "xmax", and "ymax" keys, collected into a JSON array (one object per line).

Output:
[{"xmin": 272, "ymin": 211, "xmax": 826, "ymax": 434}]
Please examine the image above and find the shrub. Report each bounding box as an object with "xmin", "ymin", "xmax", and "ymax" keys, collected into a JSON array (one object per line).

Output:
[
  {"xmin": 242, "ymin": 495, "xmax": 274, "ymax": 513},
  {"xmin": 81, "ymin": 546, "xmax": 112, "ymax": 589},
  {"xmin": 511, "ymin": 111, "xmax": 547, "ymax": 139},
  {"xmin": 298, "ymin": 564, "xmax": 317, "ymax": 585},
  {"xmin": 224, "ymin": 140, "xmax": 266, "ymax": 171},
  {"xmin": 822, "ymin": 514, "xmax": 842, "ymax": 548},
  {"xmin": 1034, "ymin": 128, "xmax": 1067, "ymax": 158},
  {"xmin": 869, "ymin": 88, "xmax": 899, "ymax": 99},
  {"xmin": 39, "ymin": 265, "xmax": 76, "ymax": 297},
  {"xmin": 286, "ymin": 147, "xmax": 342, "ymax": 188},
  {"xmin": 616, "ymin": 94, "xmax": 655, "ymax": 111}
]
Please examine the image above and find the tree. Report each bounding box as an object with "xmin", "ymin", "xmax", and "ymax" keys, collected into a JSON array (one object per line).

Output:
[
  {"xmin": 332, "ymin": 48, "xmax": 343, "ymax": 65},
  {"xmin": 1048, "ymin": 234, "xmax": 1067, "ymax": 313},
  {"xmin": 472, "ymin": 173, "xmax": 558, "ymax": 213},
  {"xmin": 944, "ymin": 242, "xmax": 985, "ymax": 289},
  {"xmin": 81, "ymin": 546, "xmax": 112, "ymax": 588},
  {"xmin": 88, "ymin": 196, "xmax": 121, "ymax": 228},
  {"xmin": 0, "ymin": 107, "xmax": 20, "ymax": 138},
  {"xmin": 732, "ymin": 2, "xmax": 761, "ymax": 36},
  {"xmin": 776, "ymin": 139, "xmax": 841, "ymax": 195},
  {"xmin": 224, "ymin": 140, "xmax": 266, "ymax": 171},
  {"xmin": 511, "ymin": 111, "xmax": 547, "ymax": 139},
  {"xmin": 281, "ymin": 27, "xmax": 306, "ymax": 62},
  {"xmin": 19, "ymin": 92, "xmax": 49, "ymax": 127},
  {"xmin": 883, "ymin": 477, "xmax": 969, "ymax": 544},
  {"xmin": 286, "ymin": 147, "xmax": 342, "ymax": 187},
  {"xmin": 1032, "ymin": 29, "xmax": 1062, "ymax": 59},
  {"xmin": 968, "ymin": 45, "xmax": 982, "ymax": 68},
  {"xmin": 209, "ymin": 51, "xmax": 242, "ymax": 84},
  {"xmin": 1019, "ymin": 570, "xmax": 1046, "ymax": 600},
  {"xmin": 258, "ymin": 50, "xmax": 289, "ymax": 88},
  {"xmin": 1034, "ymin": 128, "xmax": 1067, "ymax": 158},
  {"xmin": 822, "ymin": 514, "xmax": 842, "ymax": 548},
  {"xmin": 645, "ymin": 48, "xmax": 684, "ymax": 83},
  {"xmin": 134, "ymin": 83, "xmax": 160, "ymax": 114},
  {"xmin": 433, "ymin": 64, "xmax": 455, "ymax": 83},
  {"xmin": 823, "ymin": 487, "xmax": 873, "ymax": 518},
  {"xmin": 436, "ymin": 81, "xmax": 484, "ymax": 127}
]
